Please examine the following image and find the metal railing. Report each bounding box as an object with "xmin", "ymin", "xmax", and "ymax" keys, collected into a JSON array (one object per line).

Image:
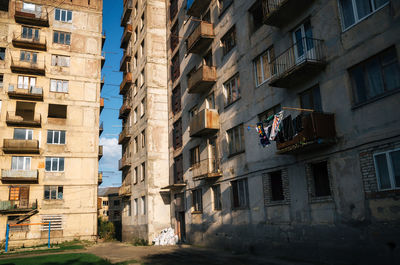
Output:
[
  {"xmin": 271, "ymin": 37, "xmax": 325, "ymax": 78},
  {"xmin": 10, "ymin": 57, "xmax": 45, "ymax": 72},
  {"xmin": 99, "ymin": 145, "xmax": 103, "ymax": 157},
  {"xmin": 120, "ymin": 48, "xmax": 132, "ymax": 69},
  {"xmin": 121, "ymin": 0, "xmax": 133, "ymax": 26},
  {"xmin": 191, "ymin": 158, "xmax": 221, "ymax": 178},
  {"xmin": 8, "ymin": 84, "xmax": 43, "ymax": 96},
  {"xmin": 15, "ymin": 1, "xmax": 48, "ymax": 21},
  {"xmin": 0, "ymin": 199, "xmax": 38, "ymax": 211},
  {"xmin": 263, "ymin": 0, "xmax": 285, "ymax": 16}
]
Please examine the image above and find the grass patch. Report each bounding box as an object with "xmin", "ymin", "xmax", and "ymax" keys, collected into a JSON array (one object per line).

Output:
[
  {"xmin": 0, "ymin": 253, "xmax": 112, "ymax": 265},
  {"xmin": 1, "ymin": 240, "xmax": 86, "ymax": 256}
]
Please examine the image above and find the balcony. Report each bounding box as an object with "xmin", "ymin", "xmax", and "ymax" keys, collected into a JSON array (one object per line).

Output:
[
  {"xmin": 3, "ymin": 139, "xmax": 40, "ymax": 154},
  {"xmin": 118, "ymin": 156, "xmax": 131, "ymax": 171},
  {"xmin": 192, "ymin": 158, "xmax": 222, "ymax": 181},
  {"xmin": 120, "ymin": 24, "xmax": 133, "ymax": 49},
  {"xmin": 1, "ymin": 169, "xmax": 39, "ymax": 183},
  {"xmin": 119, "ymin": 49, "xmax": 132, "ymax": 72},
  {"xmin": 7, "ymin": 84, "xmax": 43, "ymax": 101},
  {"xmin": 118, "ymin": 126, "xmax": 132, "ymax": 144},
  {"xmin": 276, "ymin": 112, "xmax": 336, "ymax": 154},
  {"xmin": 121, "ymin": 0, "xmax": 133, "ymax": 27},
  {"xmin": 120, "ymin": 72, "xmax": 132, "ymax": 95},
  {"xmin": 100, "ymin": 97, "xmax": 104, "ymax": 113},
  {"xmin": 187, "ymin": 0, "xmax": 212, "ymax": 17},
  {"xmin": 12, "ymin": 32, "xmax": 46, "ymax": 51},
  {"xmin": 98, "ymin": 145, "xmax": 103, "ymax": 160},
  {"xmin": 98, "ymin": 172, "xmax": 103, "ymax": 185},
  {"xmin": 190, "ymin": 109, "xmax": 219, "ymax": 137},
  {"xmin": 262, "ymin": 0, "xmax": 314, "ymax": 27},
  {"xmin": 100, "ymin": 76, "xmax": 105, "ymax": 91},
  {"xmin": 188, "ymin": 65, "xmax": 216, "ymax": 94},
  {"xmin": 270, "ymin": 38, "xmax": 326, "ymax": 88},
  {"xmin": 6, "ymin": 112, "xmax": 41, "ymax": 127},
  {"xmin": 119, "ymin": 184, "xmax": 131, "ymax": 197},
  {"xmin": 101, "ymin": 51, "xmax": 105, "ymax": 69},
  {"xmin": 0, "ymin": 200, "xmax": 38, "ymax": 213},
  {"xmin": 187, "ymin": 21, "xmax": 215, "ymax": 54},
  {"xmin": 14, "ymin": 1, "xmax": 49, "ymax": 27},
  {"xmin": 119, "ymin": 100, "xmax": 131, "ymax": 119},
  {"xmin": 10, "ymin": 58, "xmax": 45, "ymax": 76},
  {"xmin": 102, "ymin": 32, "xmax": 106, "ymax": 49},
  {"xmin": 99, "ymin": 122, "xmax": 104, "ymax": 136}
]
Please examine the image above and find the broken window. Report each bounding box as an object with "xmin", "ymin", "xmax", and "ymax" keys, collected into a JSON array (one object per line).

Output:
[
  {"xmin": 311, "ymin": 161, "xmax": 331, "ymax": 197},
  {"xmin": 48, "ymin": 104, "xmax": 67, "ymax": 118},
  {"xmin": 192, "ymin": 189, "xmax": 202, "ymax": 212},
  {"xmin": 270, "ymin": 171, "xmax": 284, "ymax": 201},
  {"xmin": 44, "ymin": 186, "xmax": 63, "ymax": 200},
  {"xmin": 231, "ymin": 178, "xmax": 248, "ymax": 208},
  {"xmin": 212, "ymin": 185, "xmax": 222, "ymax": 211}
]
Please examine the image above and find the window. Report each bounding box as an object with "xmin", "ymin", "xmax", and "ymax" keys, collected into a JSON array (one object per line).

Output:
[
  {"xmin": 134, "ymin": 198, "xmax": 138, "ymax": 216},
  {"xmin": 192, "ymin": 189, "xmax": 202, "ymax": 212},
  {"xmin": 350, "ymin": 47, "xmax": 400, "ymax": 105},
  {"xmin": 300, "ymin": 86, "xmax": 322, "ymax": 112},
  {"xmin": 20, "ymin": 50, "xmax": 37, "ymax": 63},
  {"xmin": 172, "ymin": 85, "xmax": 181, "ymax": 114},
  {"xmin": 212, "ymin": 185, "xmax": 222, "ymax": 211},
  {"xmin": 113, "ymin": 200, "xmax": 120, "ymax": 206},
  {"xmin": 47, "ymin": 130, "xmax": 66, "ymax": 144},
  {"xmin": 140, "ymin": 69, "xmax": 145, "ymax": 87},
  {"xmin": 9, "ymin": 186, "xmax": 29, "ymax": 201},
  {"xmin": 48, "ymin": 104, "xmax": 67, "ymax": 118},
  {"xmin": 171, "ymin": 53, "xmax": 180, "ymax": 82},
  {"xmin": 125, "ymin": 201, "xmax": 131, "ymax": 216},
  {"xmin": 221, "ymin": 26, "xmax": 236, "ymax": 56},
  {"xmin": 14, "ymin": 129, "xmax": 33, "ymax": 140},
  {"xmin": 218, "ymin": 0, "xmax": 233, "ymax": 14},
  {"xmin": 206, "ymin": 93, "xmax": 215, "ymax": 109},
  {"xmin": 140, "ymin": 98, "xmax": 145, "ymax": 117},
  {"xmin": 227, "ymin": 124, "xmax": 245, "ymax": 156},
  {"xmin": 50, "ymin": 79, "xmax": 69, "ymax": 93},
  {"xmin": 231, "ymin": 178, "xmax": 249, "ymax": 208},
  {"xmin": 141, "ymin": 196, "xmax": 146, "ymax": 215},
  {"xmin": 53, "ymin": 31, "xmax": 71, "ymax": 45},
  {"xmin": 224, "ymin": 74, "xmax": 240, "ymax": 105},
  {"xmin": 141, "ymin": 130, "xmax": 145, "ymax": 148},
  {"xmin": 51, "ymin": 55, "xmax": 70, "ymax": 67},
  {"xmin": 170, "ymin": 22, "xmax": 179, "ymax": 52},
  {"xmin": 254, "ymin": 47, "xmax": 274, "ymax": 86},
  {"xmin": 22, "ymin": 26, "xmax": 39, "ymax": 41},
  {"xmin": 258, "ymin": 105, "xmax": 281, "ymax": 124},
  {"xmin": 133, "ymin": 137, "xmax": 138, "ymax": 153},
  {"xmin": 0, "ymin": 47, "xmax": 5, "ymax": 60},
  {"xmin": 44, "ymin": 186, "xmax": 63, "ymax": 200},
  {"xmin": 173, "ymin": 119, "xmax": 182, "ymax": 149},
  {"xmin": 140, "ymin": 162, "xmax": 145, "ymax": 181},
  {"xmin": 0, "ymin": 75, "xmax": 3, "ymax": 88},
  {"xmin": 0, "ymin": 1, "xmax": 8, "ymax": 11},
  {"xmin": 311, "ymin": 161, "xmax": 331, "ymax": 197},
  {"xmin": 140, "ymin": 40, "xmax": 144, "ymax": 57},
  {"xmin": 134, "ymin": 167, "xmax": 138, "ymax": 184},
  {"xmin": 17, "ymin": 76, "xmax": 36, "ymax": 89},
  {"xmin": 374, "ymin": 149, "xmax": 400, "ymax": 190},
  {"xmin": 22, "ymin": 2, "xmax": 40, "ymax": 12},
  {"xmin": 190, "ymin": 146, "xmax": 200, "ymax": 168},
  {"xmin": 249, "ymin": 0, "xmax": 263, "ymax": 33},
  {"xmin": 174, "ymin": 155, "xmax": 183, "ymax": 183},
  {"xmin": 45, "ymin": 157, "xmax": 65, "ymax": 172},
  {"xmin": 103, "ymin": 200, "xmax": 108, "ymax": 206},
  {"xmin": 270, "ymin": 171, "xmax": 284, "ymax": 201},
  {"xmin": 11, "ymin": 157, "xmax": 31, "ymax": 170},
  {"xmin": 55, "ymin": 8, "xmax": 72, "ymax": 22},
  {"xmin": 338, "ymin": 0, "xmax": 389, "ymax": 30},
  {"xmin": 133, "ymin": 108, "xmax": 137, "ymax": 123},
  {"xmin": 140, "ymin": 13, "xmax": 144, "ymax": 31}
]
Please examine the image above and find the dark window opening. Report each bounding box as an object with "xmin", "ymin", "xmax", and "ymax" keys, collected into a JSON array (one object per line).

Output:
[
  {"xmin": 300, "ymin": 86, "xmax": 322, "ymax": 112},
  {"xmin": 170, "ymin": 22, "xmax": 179, "ymax": 52},
  {"xmin": 48, "ymin": 104, "xmax": 67, "ymax": 118},
  {"xmin": 0, "ymin": 1, "xmax": 9, "ymax": 12},
  {"xmin": 172, "ymin": 85, "xmax": 181, "ymax": 114},
  {"xmin": 312, "ymin": 161, "xmax": 331, "ymax": 197},
  {"xmin": 173, "ymin": 119, "xmax": 182, "ymax": 149},
  {"xmin": 221, "ymin": 26, "xmax": 236, "ymax": 56},
  {"xmin": 192, "ymin": 189, "xmax": 202, "ymax": 212},
  {"xmin": 249, "ymin": 0, "xmax": 263, "ymax": 33},
  {"xmin": 0, "ymin": 47, "xmax": 5, "ymax": 60},
  {"xmin": 231, "ymin": 178, "xmax": 248, "ymax": 208},
  {"xmin": 171, "ymin": 53, "xmax": 180, "ymax": 82},
  {"xmin": 174, "ymin": 155, "xmax": 183, "ymax": 184},
  {"xmin": 270, "ymin": 171, "xmax": 284, "ymax": 201},
  {"xmin": 203, "ymin": 51, "xmax": 213, "ymax": 67}
]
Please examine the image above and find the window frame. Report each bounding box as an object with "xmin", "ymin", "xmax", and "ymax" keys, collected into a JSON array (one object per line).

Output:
[
  {"xmin": 47, "ymin": 130, "xmax": 66, "ymax": 145},
  {"xmin": 44, "ymin": 185, "xmax": 63, "ymax": 200},
  {"xmin": 212, "ymin": 185, "xmax": 222, "ymax": 211},
  {"xmin": 45, "ymin": 157, "xmax": 65, "ymax": 172},
  {"xmin": 227, "ymin": 124, "xmax": 245, "ymax": 156},
  {"xmin": 53, "ymin": 31, "xmax": 71, "ymax": 45},
  {"xmin": 51, "ymin": 54, "xmax": 70, "ymax": 67},
  {"xmin": 11, "ymin": 156, "xmax": 31, "ymax": 171},
  {"xmin": 192, "ymin": 188, "xmax": 203, "ymax": 213},
  {"xmin": 221, "ymin": 26, "xmax": 236, "ymax": 56},
  {"xmin": 224, "ymin": 73, "xmax": 240, "ymax": 106},
  {"xmin": 373, "ymin": 148, "xmax": 400, "ymax": 191},
  {"xmin": 55, "ymin": 8, "xmax": 73, "ymax": 23},
  {"xmin": 254, "ymin": 47, "xmax": 274, "ymax": 87},
  {"xmin": 231, "ymin": 178, "xmax": 249, "ymax": 209}
]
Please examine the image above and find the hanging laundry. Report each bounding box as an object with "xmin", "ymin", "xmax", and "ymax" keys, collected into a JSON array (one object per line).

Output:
[
  {"xmin": 282, "ymin": 115, "xmax": 294, "ymax": 141},
  {"xmin": 269, "ymin": 111, "xmax": 284, "ymax": 141},
  {"xmin": 293, "ymin": 114, "xmax": 303, "ymax": 135},
  {"xmin": 256, "ymin": 123, "xmax": 270, "ymax": 147}
]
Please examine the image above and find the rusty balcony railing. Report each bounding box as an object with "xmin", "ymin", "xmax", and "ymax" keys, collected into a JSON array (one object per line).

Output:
[
  {"xmin": 187, "ymin": 0, "xmax": 212, "ymax": 17},
  {"xmin": 98, "ymin": 172, "xmax": 103, "ymax": 185},
  {"xmin": 270, "ymin": 37, "xmax": 326, "ymax": 88},
  {"xmin": 3, "ymin": 139, "xmax": 40, "ymax": 154},
  {"xmin": 100, "ymin": 97, "xmax": 104, "ymax": 112},
  {"xmin": 118, "ymin": 155, "xmax": 131, "ymax": 171},
  {"xmin": 190, "ymin": 109, "xmax": 219, "ymax": 137},
  {"xmin": 118, "ymin": 126, "xmax": 132, "ymax": 144},
  {"xmin": 6, "ymin": 111, "xmax": 41, "ymax": 127},
  {"xmin": 119, "ymin": 48, "xmax": 132, "ymax": 72},
  {"xmin": 14, "ymin": 0, "xmax": 49, "ymax": 27},
  {"xmin": 119, "ymin": 99, "xmax": 132, "ymax": 119},
  {"xmin": 120, "ymin": 72, "xmax": 133, "ymax": 95},
  {"xmin": 12, "ymin": 31, "xmax": 47, "ymax": 51},
  {"xmin": 188, "ymin": 65, "xmax": 216, "ymax": 94},
  {"xmin": 187, "ymin": 21, "xmax": 215, "ymax": 54},
  {"xmin": 98, "ymin": 145, "xmax": 103, "ymax": 160},
  {"xmin": 191, "ymin": 158, "xmax": 222, "ymax": 180},
  {"xmin": 0, "ymin": 199, "xmax": 38, "ymax": 212},
  {"xmin": 276, "ymin": 112, "xmax": 336, "ymax": 154},
  {"xmin": 10, "ymin": 57, "xmax": 45, "ymax": 76},
  {"xmin": 121, "ymin": 0, "xmax": 133, "ymax": 27},
  {"xmin": 8, "ymin": 84, "xmax": 43, "ymax": 101},
  {"xmin": 1, "ymin": 169, "xmax": 39, "ymax": 182},
  {"xmin": 262, "ymin": 0, "xmax": 314, "ymax": 27},
  {"xmin": 121, "ymin": 24, "xmax": 133, "ymax": 49}
]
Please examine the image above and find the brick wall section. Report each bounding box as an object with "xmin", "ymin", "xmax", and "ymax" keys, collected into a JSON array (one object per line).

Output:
[{"xmin": 262, "ymin": 168, "xmax": 290, "ymax": 206}]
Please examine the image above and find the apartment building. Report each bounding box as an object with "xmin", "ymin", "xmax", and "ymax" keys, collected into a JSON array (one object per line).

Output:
[
  {"xmin": 0, "ymin": 0, "xmax": 104, "ymax": 247},
  {"xmin": 118, "ymin": 0, "xmax": 170, "ymax": 242},
  {"xmin": 166, "ymin": 0, "xmax": 400, "ymax": 263},
  {"xmin": 98, "ymin": 187, "xmax": 121, "ymax": 222}
]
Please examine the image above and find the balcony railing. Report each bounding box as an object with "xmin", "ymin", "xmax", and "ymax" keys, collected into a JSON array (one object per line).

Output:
[
  {"xmin": 191, "ymin": 158, "xmax": 222, "ymax": 180},
  {"xmin": 119, "ymin": 184, "xmax": 132, "ymax": 196},
  {"xmin": 6, "ymin": 111, "xmax": 41, "ymax": 127},
  {"xmin": 98, "ymin": 172, "xmax": 103, "ymax": 185},
  {"xmin": 120, "ymin": 24, "xmax": 133, "ymax": 49},
  {"xmin": 187, "ymin": 0, "xmax": 212, "ymax": 17},
  {"xmin": 10, "ymin": 57, "xmax": 45, "ymax": 76},
  {"xmin": 190, "ymin": 109, "xmax": 219, "ymax": 137},
  {"xmin": 14, "ymin": 1, "xmax": 49, "ymax": 27},
  {"xmin": 101, "ymin": 76, "xmax": 105, "ymax": 91},
  {"xmin": 118, "ymin": 126, "xmax": 132, "ymax": 144},
  {"xmin": 120, "ymin": 72, "xmax": 133, "ymax": 95},
  {"xmin": 8, "ymin": 84, "xmax": 43, "ymax": 101},
  {"xmin": 276, "ymin": 112, "xmax": 336, "ymax": 154},
  {"xmin": 270, "ymin": 38, "xmax": 326, "ymax": 88},
  {"xmin": 121, "ymin": 0, "xmax": 133, "ymax": 27},
  {"xmin": 12, "ymin": 32, "xmax": 46, "ymax": 51},
  {"xmin": 3, "ymin": 139, "xmax": 40, "ymax": 154},
  {"xmin": 187, "ymin": 21, "xmax": 215, "ymax": 54},
  {"xmin": 1, "ymin": 169, "xmax": 39, "ymax": 182},
  {"xmin": 188, "ymin": 65, "xmax": 216, "ymax": 94},
  {"xmin": 98, "ymin": 145, "xmax": 103, "ymax": 160},
  {"xmin": 119, "ymin": 99, "xmax": 132, "ymax": 119},
  {"xmin": 99, "ymin": 122, "xmax": 104, "ymax": 136},
  {"xmin": 0, "ymin": 199, "xmax": 38, "ymax": 212},
  {"xmin": 119, "ymin": 49, "xmax": 132, "ymax": 72},
  {"xmin": 118, "ymin": 156, "xmax": 131, "ymax": 171},
  {"xmin": 262, "ymin": 0, "xmax": 314, "ymax": 27},
  {"xmin": 100, "ymin": 97, "xmax": 104, "ymax": 112}
]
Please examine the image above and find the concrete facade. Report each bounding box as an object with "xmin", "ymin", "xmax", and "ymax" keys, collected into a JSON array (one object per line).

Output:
[
  {"xmin": 98, "ymin": 187, "xmax": 122, "ymax": 223},
  {"xmin": 166, "ymin": 0, "xmax": 400, "ymax": 264},
  {"xmin": 0, "ymin": 0, "xmax": 103, "ymax": 247},
  {"xmin": 119, "ymin": 0, "xmax": 171, "ymax": 243}
]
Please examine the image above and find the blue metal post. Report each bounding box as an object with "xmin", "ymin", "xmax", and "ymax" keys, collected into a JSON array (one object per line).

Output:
[
  {"xmin": 5, "ymin": 224, "xmax": 10, "ymax": 253},
  {"xmin": 48, "ymin": 222, "xmax": 51, "ymax": 248}
]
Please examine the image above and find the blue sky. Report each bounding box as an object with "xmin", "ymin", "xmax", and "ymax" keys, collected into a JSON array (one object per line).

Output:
[{"xmin": 99, "ymin": 1, "xmax": 124, "ymax": 187}]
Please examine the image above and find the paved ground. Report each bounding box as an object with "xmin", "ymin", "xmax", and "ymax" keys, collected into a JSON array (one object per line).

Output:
[{"xmin": 86, "ymin": 242, "xmax": 320, "ymax": 265}]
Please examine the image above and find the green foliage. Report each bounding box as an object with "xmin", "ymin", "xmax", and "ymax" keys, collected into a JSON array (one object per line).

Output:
[
  {"xmin": 0, "ymin": 253, "xmax": 112, "ymax": 265},
  {"xmin": 98, "ymin": 217, "xmax": 116, "ymax": 241},
  {"xmin": 131, "ymin": 237, "xmax": 148, "ymax": 246}
]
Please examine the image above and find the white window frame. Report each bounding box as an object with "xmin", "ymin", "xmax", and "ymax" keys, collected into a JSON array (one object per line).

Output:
[
  {"xmin": 50, "ymin": 79, "xmax": 69, "ymax": 93},
  {"xmin": 17, "ymin": 75, "xmax": 36, "ymax": 89},
  {"xmin": 45, "ymin": 157, "xmax": 65, "ymax": 172},
  {"xmin": 338, "ymin": 0, "xmax": 390, "ymax": 31},
  {"xmin": 254, "ymin": 48, "xmax": 273, "ymax": 87},
  {"xmin": 373, "ymin": 148, "xmax": 400, "ymax": 191},
  {"xmin": 14, "ymin": 128, "xmax": 33, "ymax": 140},
  {"xmin": 47, "ymin": 130, "xmax": 66, "ymax": 145},
  {"xmin": 51, "ymin": 54, "xmax": 70, "ymax": 67},
  {"xmin": 227, "ymin": 124, "xmax": 245, "ymax": 155},
  {"xmin": 55, "ymin": 8, "xmax": 72, "ymax": 23},
  {"xmin": 224, "ymin": 74, "xmax": 240, "ymax": 105},
  {"xmin": 11, "ymin": 156, "xmax": 31, "ymax": 170}
]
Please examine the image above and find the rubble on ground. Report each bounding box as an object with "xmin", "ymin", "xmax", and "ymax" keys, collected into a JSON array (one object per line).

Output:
[{"xmin": 152, "ymin": 228, "xmax": 178, "ymax": 246}]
